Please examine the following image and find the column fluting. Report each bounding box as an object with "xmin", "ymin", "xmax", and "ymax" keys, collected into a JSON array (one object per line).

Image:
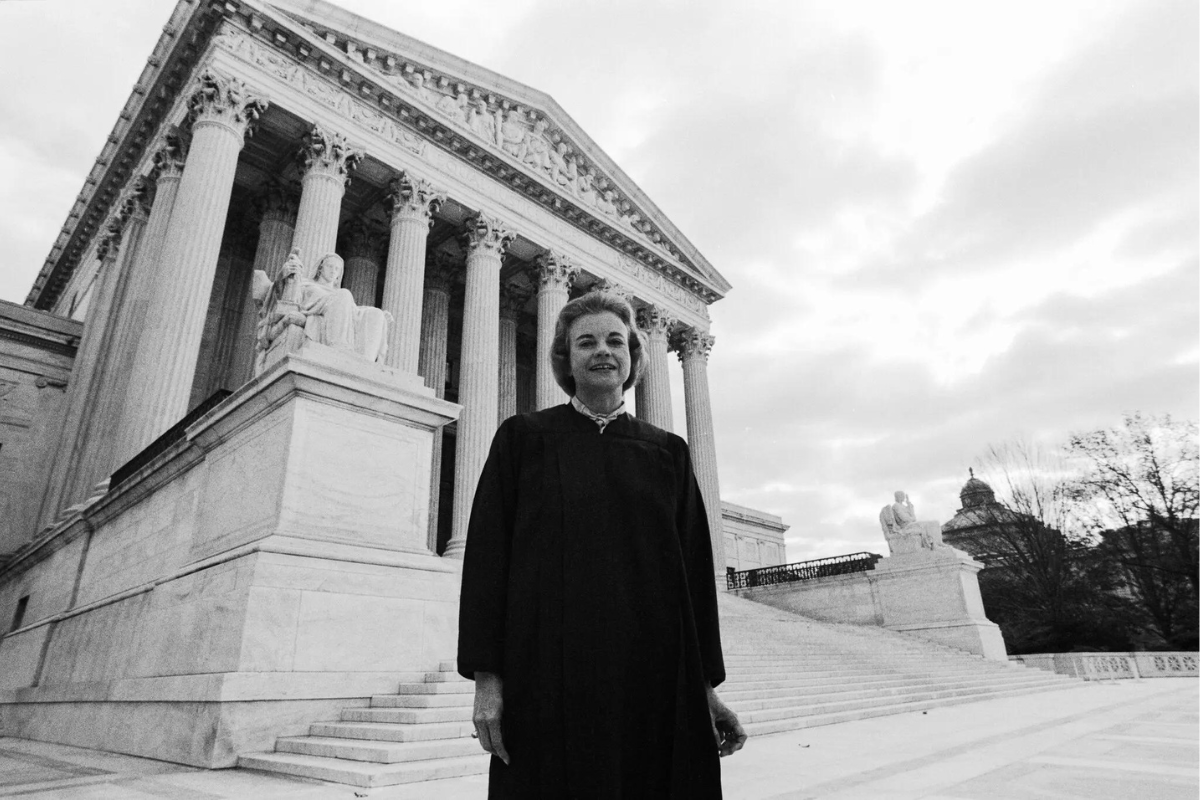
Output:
[
  {"xmin": 635, "ymin": 305, "xmax": 676, "ymax": 431},
  {"xmin": 290, "ymin": 125, "xmax": 361, "ymax": 274},
  {"xmin": 533, "ymin": 251, "xmax": 578, "ymax": 409},
  {"xmin": 445, "ymin": 215, "xmax": 513, "ymax": 559},
  {"xmin": 237, "ymin": 182, "xmax": 297, "ymax": 381},
  {"xmin": 674, "ymin": 329, "xmax": 727, "ymax": 579},
  {"xmin": 418, "ymin": 253, "xmax": 457, "ymax": 551},
  {"xmin": 109, "ymin": 140, "xmax": 186, "ymax": 469},
  {"xmin": 498, "ymin": 283, "xmax": 528, "ymax": 424},
  {"xmin": 119, "ymin": 71, "xmax": 266, "ymax": 457},
  {"xmin": 382, "ymin": 173, "xmax": 445, "ymax": 372},
  {"xmin": 341, "ymin": 218, "xmax": 384, "ymax": 307}
]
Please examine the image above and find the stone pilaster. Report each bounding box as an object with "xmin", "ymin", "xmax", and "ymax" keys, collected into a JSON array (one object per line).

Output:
[
  {"xmin": 674, "ymin": 329, "xmax": 726, "ymax": 579},
  {"xmin": 445, "ymin": 214, "xmax": 514, "ymax": 559},
  {"xmin": 290, "ymin": 125, "xmax": 361, "ymax": 273},
  {"xmin": 119, "ymin": 70, "xmax": 266, "ymax": 459},
  {"xmin": 341, "ymin": 219, "xmax": 384, "ymax": 307},
  {"xmin": 109, "ymin": 140, "xmax": 186, "ymax": 469},
  {"xmin": 498, "ymin": 283, "xmax": 530, "ymax": 424},
  {"xmin": 533, "ymin": 251, "xmax": 578, "ymax": 409},
  {"xmin": 635, "ymin": 305, "xmax": 675, "ymax": 431},
  {"xmin": 382, "ymin": 173, "xmax": 445, "ymax": 372},
  {"xmin": 418, "ymin": 252, "xmax": 457, "ymax": 551}
]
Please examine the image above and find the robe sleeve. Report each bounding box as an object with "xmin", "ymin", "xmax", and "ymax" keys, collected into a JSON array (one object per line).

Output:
[
  {"xmin": 676, "ymin": 441, "xmax": 726, "ymax": 688},
  {"xmin": 456, "ymin": 417, "xmax": 520, "ymax": 680}
]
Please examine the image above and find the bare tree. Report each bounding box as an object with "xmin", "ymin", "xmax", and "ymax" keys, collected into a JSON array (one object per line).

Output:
[
  {"xmin": 971, "ymin": 440, "xmax": 1132, "ymax": 653},
  {"xmin": 1069, "ymin": 413, "xmax": 1199, "ymax": 647}
]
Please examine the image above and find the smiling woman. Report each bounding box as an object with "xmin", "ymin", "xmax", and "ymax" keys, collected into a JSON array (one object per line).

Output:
[{"xmin": 458, "ymin": 291, "xmax": 746, "ymax": 798}]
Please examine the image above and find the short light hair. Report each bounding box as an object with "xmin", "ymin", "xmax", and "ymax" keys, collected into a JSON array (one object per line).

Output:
[{"xmin": 550, "ymin": 292, "xmax": 645, "ymax": 395}]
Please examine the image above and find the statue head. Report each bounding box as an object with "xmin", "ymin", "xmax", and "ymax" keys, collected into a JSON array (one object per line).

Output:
[
  {"xmin": 314, "ymin": 253, "xmax": 344, "ymax": 288},
  {"xmin": 894, "ymin": 490, "xmax": 906, "ymax": 503}
]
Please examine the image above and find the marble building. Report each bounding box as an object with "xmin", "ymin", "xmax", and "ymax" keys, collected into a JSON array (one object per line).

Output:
[{"xmin": 0, "ymin": 0, "xmax": 787, "ymax": 766}]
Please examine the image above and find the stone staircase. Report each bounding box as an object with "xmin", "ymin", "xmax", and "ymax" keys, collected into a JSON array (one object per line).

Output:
[{"xmin": 238, "ymin": 592, "xmax": 1076, "ymax": 788}]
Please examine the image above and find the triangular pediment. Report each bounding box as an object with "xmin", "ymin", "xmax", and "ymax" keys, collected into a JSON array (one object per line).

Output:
[{"xmin": 248, "ymin": 0, "xmax": 730, "ymax": 300}]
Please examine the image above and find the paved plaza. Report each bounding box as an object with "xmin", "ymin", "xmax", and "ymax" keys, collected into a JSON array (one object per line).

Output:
[{"xmin": 0, "ymin": 678, "xmax": 1193, "ymax": 799}]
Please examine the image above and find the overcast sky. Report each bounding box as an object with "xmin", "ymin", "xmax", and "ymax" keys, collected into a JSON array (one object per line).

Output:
[{"xmin": 1, "ymin": 0, "xmax": 1196, "ymax": 561}]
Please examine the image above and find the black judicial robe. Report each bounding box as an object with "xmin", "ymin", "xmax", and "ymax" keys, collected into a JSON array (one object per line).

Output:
[{"xmin": 457, "ymin": 403, "xmax": 726, "ymax": 799}]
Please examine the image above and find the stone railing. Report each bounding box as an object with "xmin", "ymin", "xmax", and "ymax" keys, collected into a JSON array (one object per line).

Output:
[{"xmin": 1010, "ymin": 652, "xmax": 1198, "ymax": 680}]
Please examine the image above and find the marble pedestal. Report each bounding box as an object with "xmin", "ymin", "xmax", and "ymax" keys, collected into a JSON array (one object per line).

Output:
[
  {"xmin": 871, "ymin": 548, "xmax": 1008, "ymax": 661},
  {"xmin": 0, "ymin": 346, "xmax": 462, "ymax": 767}
]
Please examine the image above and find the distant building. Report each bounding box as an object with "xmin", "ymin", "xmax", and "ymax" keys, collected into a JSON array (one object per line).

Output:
[
  {"xmin": 941, "ymin": 470, "xmax": 1027, "ymax": 565},
  {"xmin": 722, "ymin": 501, "xmax": 789, "ymax": 572}
]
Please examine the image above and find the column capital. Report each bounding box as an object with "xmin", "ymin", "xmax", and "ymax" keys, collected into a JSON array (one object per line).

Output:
[
  {"xmin": 463, "ymin": 213, "xmax": 515, "ymax": 258},
  {"xmin": 388, "ymin": 172, "xmax": 446, "ymax": 226},
  {"xmin": 424, "ymin": 251, "xmax": 460, "ymax": 293},
  {"xmin": 151, "ymin": 133, "xmax": 188, "ymax": 183},
  {"xmin": 298, "ymin": 124, "xmax": 363, "ymax": 183},
  {"xmin": 500, "ymin": 282, "xmax": 533, "ymax": 321},
  {"xmin": 188, "ymin": 69, "xmax": 267, "ymax": 137},
  {"xmin": 587, "ymin": 277, "xmax": 631, "ymax": 300},
  {"xmin": 341, "ymin": 218, "xmax": 386, "ymax": 261},
  {"xmin": 255, "ymin": 180, "xmax": 299, "ymax": 224},
  {"xmin": 534, "ymin": 251, "xmax": 579, "ymax": 292},
  {"xmin": 636, "ymin": 305, "xmax": 676, "ymax": 339},
  {"xmin": 95, "ymin": 218, "xmax": 125, "ymax": 265},
  {"xmin": 672, "ymin": 329, "xmax": 715, "ymax": 363},
  {"xmin": 118, "ymin": 177, "xmax": 152, "ymax": 224}
]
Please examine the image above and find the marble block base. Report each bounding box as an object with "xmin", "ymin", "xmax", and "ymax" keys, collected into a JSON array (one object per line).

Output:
[
  {"xmin": 871, "ymin": 548, "xmax": 1008, "ymax": 661},
  {"xmin": 0, "ymin": 347, "xmax": 465, "ymax": 767}
]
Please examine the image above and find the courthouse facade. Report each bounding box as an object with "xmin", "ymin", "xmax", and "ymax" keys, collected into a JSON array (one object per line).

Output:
[{"xmin": 0, "ymin": 0, "xmax": 783, "ymax": 766}]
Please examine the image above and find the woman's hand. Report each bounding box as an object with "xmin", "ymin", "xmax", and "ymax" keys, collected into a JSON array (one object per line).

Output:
[
  {"xmin": 472, "ymin": 671, "xmax": 510, "ymax": 765},
  {"xmin": 706, "ymin": 684, "xmax": 747, "ymax": 757}
]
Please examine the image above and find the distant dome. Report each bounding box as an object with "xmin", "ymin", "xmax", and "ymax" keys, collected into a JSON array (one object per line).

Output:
[{"xmin": 959, "ymin": 468, "xmax": 995, "ymax": 508}]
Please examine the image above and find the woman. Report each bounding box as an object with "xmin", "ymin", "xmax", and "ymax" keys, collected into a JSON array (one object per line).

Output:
[{"xmin": 458, "ymin": 292, "xmax": 746, "ymax": 798}]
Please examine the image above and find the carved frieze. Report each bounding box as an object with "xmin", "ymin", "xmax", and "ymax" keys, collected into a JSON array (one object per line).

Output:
[{"xmin": 212, "ymin": 28, "xmax": 426, "ymax": 157}]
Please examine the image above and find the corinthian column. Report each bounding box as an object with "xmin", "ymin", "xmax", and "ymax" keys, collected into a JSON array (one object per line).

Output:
[
  {"xmin": 341, "ymin": 219, "xmax": 384, "ymax": 306},
  {"xmin": 674, "ymin": 329, "xmax": 726, "ymax": 579},
  {"xmin": 498, "ymin": 283, "xmax": 529, "ymax": 424},
  {"xmin": 382, "ymin": 173, "xmax": 445, "ymax": 372},
  {"xmin": 109, "ymin": 139, "xmax": 186, "ymax": 470},
  {"xmin": 252, "ymin": 180, "xmax": 298, "ymax": 281},
  {"xmin": 290, "ymin": 125, "xmax": 361, "ymax": 273},
  {"xmin": 119, "ymin": 70, "xmax": 266, "ymax": 456},
  {"xmin": 635, "ymin": 305, "xmax": 675, "ymax": 431},
  {"xmin": 445, "ymin": 214, "xmax": 514, "ymax": 559},
  {"xmin": 418, "ymin": 253, "xmax": 457, "ymax": 551},
  {"xmin": 533, "ymin": 251, "xmax": 577, "ymax": 409}
]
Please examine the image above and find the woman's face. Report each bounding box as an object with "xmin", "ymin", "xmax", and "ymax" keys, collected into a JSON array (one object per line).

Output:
[{"xmin": 567, "ymin": 311, "xmax": 631, "ymax": 396}]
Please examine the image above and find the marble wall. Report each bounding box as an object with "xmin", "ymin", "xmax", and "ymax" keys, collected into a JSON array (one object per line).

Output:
[{"xmin": 0, "ymin": 301, "xmax": 80, "ymax": 555}]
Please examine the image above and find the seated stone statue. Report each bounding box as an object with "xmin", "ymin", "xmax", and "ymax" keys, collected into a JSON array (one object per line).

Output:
[
  {"xmin": 879, "ymin": 491, "xmax": 946, "ymax": 556},
  {"xmin": 253, "ymin": 250, "xmax": 390, "ymax": 374}
]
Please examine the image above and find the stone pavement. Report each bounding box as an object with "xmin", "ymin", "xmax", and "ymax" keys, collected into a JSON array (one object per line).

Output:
[{"xmin": 0, "ymin": 679, "xmax": 1194, "ymax": 799}]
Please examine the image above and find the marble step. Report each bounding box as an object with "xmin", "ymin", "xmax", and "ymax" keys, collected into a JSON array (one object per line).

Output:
[
  {"xmin": 722, "ymin": 664, "xmax": 1020, "ymax": 682},
  {"xmin": 395, "ymin": 681, "xmax": 475, "ymax": 695},
  {"xmin": 722, "ymin": 673, "xmax": 1068, "ymax": 706},
  {"xmin": 310, "ymin": 720, "xmax": 474, "ymax": 743},
  {"xmin": 372, "ymin": 692, "xmax": 475, "ymax": 709},
  {"xmin": 343, "ymin": 706, "xmax": 473, "ymax": 725},
  {"xmin": 733, "ymin": 678, "xmax": 1071, "ymax": 724},
  {"xmin": 275, "ymin": 735, "xmax": 482, "ymax": 764},
  {"xmin": 239, "ymin": 751, "xmax": 489, "ymax": 788},
  {"xmin": 740, "ymin": 679, "xmax": 1072, "ymax": 737}
]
